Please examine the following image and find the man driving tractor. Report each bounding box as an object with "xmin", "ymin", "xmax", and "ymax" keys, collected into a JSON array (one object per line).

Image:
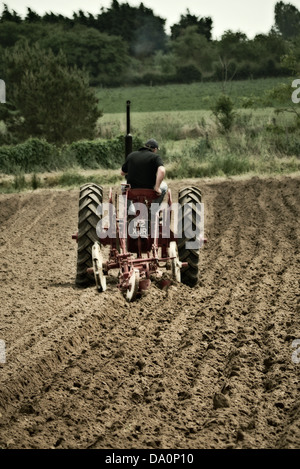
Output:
[{"xmin": 121, "ymin": 138, "xmax": 167, "ymax": 214}]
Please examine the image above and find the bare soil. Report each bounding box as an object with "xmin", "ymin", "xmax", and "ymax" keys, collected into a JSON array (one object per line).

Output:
[{"xmin": 0, "ymin": 175, "xmax": 299, "ymax": 449}]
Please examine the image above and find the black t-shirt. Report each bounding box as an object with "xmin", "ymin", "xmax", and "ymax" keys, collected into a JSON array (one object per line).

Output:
[{"xmin": 122, "ymin": 148, "xmax": 164, "ymax": 189}]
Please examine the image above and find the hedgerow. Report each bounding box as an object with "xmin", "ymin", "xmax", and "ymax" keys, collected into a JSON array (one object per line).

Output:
[{"xmin": 0, "ymin": 135, "xmax": 144, "ymax": 174}]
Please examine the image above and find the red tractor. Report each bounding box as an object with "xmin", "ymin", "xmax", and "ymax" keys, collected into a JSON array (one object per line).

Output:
[
  {"xmin": 73, "ymin": 182, "xmax": 204, "ymax": 301},
  {"xmin": 72, "ymin": 102, "xmax": 205, "ymax": 301}
]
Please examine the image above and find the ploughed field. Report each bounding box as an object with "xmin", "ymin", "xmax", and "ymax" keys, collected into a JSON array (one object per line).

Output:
[{"xmin": 0, "ymin": 175, "xmax": 299, "ymax": 449}]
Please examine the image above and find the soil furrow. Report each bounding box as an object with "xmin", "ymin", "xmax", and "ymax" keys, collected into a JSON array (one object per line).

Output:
[{"xmin": 0, "ymin": 176, "xmax": 299, "ymax": 449}]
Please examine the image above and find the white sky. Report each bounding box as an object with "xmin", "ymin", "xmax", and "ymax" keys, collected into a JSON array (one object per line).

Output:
[{"xmin": 2, "ymin": 0, "xmax": 300, "ymax": 39}]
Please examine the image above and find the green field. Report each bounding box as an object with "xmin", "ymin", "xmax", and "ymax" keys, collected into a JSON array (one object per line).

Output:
[
  {"xmin": 1, "ymin": 77, "xmax": 299, "ymax": 193},
  {"xmin": 93, "ymin": 77, "xmax": 300, "ymax": 182},
  {"xmin": 96, "ymin": 77, "xmax": 293, "ymax": 114}
]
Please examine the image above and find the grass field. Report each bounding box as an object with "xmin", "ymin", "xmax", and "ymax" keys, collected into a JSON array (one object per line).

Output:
[
  {"xmin": 94, "ymin": 77, "xmax": 300, "ymax": 183},
  {"xmin": 97, "ymin": 107, "xmax": 296, "ymax": 142},
  {"xmin": 96, "ymin": 77, "xmax": 293, "ymax": 113},
  {"xmin": 1, "ymin": 77, "xmax": 299, "ymax": 193}
]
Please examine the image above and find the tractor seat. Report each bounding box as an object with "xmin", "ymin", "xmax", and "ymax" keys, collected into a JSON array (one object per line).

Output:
[{"xmin": 127, "ymin": 188, "xmax": 158, "ymax": 206}]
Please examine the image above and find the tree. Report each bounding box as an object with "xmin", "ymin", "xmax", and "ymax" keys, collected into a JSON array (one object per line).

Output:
[
  {"xmin": 281, "ymin": 41, "xmax": 300, "ymax": 75},
  {"xmin": 171, "ymin": 26, "xmax": 216, "ymax": 73},
  {"xmin": 24, "ymin": 7, "xmax": 41, "ymax": 23},
  {"xmin": 274, "ymin": 1, "xmax": 300, "ymax": 39},
  {"xmin": 171, "ymin": 9, "xmax": 213, "ymax": 41},
  {"xmin": 263, "ymin": 43, "xmax": 300, "ymax": 123},
  {"xmin": 0, "ymin": 42, "xmax": 102, "ymax": 144},
  {"xmin": 214, "ymin": 30, "xmax": 288, "ymax": 81},
  {"xmin": 95, "ymin": 0, "xmax": 167, "ymax": 58},
  {"xmin": 0, "ymin": 3, "xmax": 22, "ymax": 23},
  {"xmin": 0, "ymin": 21, "xmax": 25, "ymax": 47},
  {"xmin": 218, "ymin": 30, "xmax": 249, "ymax": 62},
  {"xmin": 214, "ymin": 31, "xmax": 248, "ymax": 84},
  {"xmin": 212, "ymin": 95, "xmax": 235, "ymax": 133},
  {"xmin": 39, "ymin": 25, "xmax": 131, "ymax": 86}
]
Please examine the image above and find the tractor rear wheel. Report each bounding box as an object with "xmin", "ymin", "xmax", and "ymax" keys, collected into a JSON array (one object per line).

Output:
[
  {"xmin": 76, "ymin": 183, "xmax": 103, "ymax": 287},
  {"xmin": 177, "ymin": 186, "xmax": 202, "ymax": 287}
]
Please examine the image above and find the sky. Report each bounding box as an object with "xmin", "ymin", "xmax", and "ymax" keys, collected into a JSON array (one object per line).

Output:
[{"xmin": 2, "ymin": 0, "xmax": 300, "ymax": 39}]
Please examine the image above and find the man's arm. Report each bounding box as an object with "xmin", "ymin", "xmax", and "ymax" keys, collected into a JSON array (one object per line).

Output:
[
  {"xmin": 154, "ymin": 166, "xmax": 165, "ymax": 194},
  {"xmin": 121, "ymin": 161, "xmax": 128, "ymax": 177}
]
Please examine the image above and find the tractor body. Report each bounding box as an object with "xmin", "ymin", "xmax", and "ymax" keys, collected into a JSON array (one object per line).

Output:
[{"xmin": 89, "ymin": 183, "xmax": 184, "ymax": 301}]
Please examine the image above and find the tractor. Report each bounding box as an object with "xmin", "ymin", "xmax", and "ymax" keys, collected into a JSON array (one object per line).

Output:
[{"xmin": 72, "ymin": 102, "xmax": 205, "ymax": 301}]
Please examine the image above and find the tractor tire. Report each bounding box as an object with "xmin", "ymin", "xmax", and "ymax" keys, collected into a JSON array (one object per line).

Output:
[
  {"xmin": 177, "ymin": 186, "xmax": 202, "ymax": 287},
  {"xmin": 76, "ymin": 183, "xmax": 103, "ymax": 287}
]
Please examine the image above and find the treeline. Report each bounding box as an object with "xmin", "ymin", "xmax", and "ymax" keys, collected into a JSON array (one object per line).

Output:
[{"xmin": 0, "ymin": 1, "xmax": 300, "ymax": 86}]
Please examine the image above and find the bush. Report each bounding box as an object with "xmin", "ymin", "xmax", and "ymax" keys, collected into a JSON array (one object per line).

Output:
[
  {"xmin": 212, "ymin": 95, "xmax": 236, "ymax": 133},
  {"xmin": 0, "ymin": 135, "xmax": 145, "ymax": 174},
  {"xmin": 167, "ymin": 152, "xmax": 254, "ymax": 179},
  {"xmin": 175, "ymin": 65, "xmax": 202, "ymax": 84},
  {"xmin": 57, "ymin": 170, "xmax": 122, "ymax": 188},
  {"xmin": 63, "ymin": 135, "xmax": 144, "ymax": 170},
  {"xmin": 269, "ymin": 133, "xmax": 300, "ymax": 156},
  {"xmin": 0, "ymin": 138, "xmax": 64, "ymax": 173}
]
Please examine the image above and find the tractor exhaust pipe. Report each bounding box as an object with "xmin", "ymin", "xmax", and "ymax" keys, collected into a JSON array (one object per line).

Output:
[{"xmin": 125, "ymin": 100, "xmax": 132, "ymax": 159}]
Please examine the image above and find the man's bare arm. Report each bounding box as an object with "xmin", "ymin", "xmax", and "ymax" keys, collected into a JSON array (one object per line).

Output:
[{"xmin": 154, "ymin": 166, "xmax": 165, "ymax": 194}]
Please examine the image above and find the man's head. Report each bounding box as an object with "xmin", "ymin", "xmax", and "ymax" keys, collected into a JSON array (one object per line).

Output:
[{"xmin": 145, "ymin": 139, "xmax": 159, "ymax": 152}]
